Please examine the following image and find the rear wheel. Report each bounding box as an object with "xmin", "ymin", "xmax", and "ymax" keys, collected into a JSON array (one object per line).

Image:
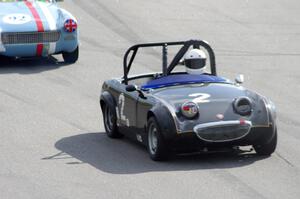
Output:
[
  {"xmin": 254, "ymin": 126, "xmax": 277, "ymax": 156},
  {"xmin": 147, "ymin": 117, "xmax": 169, "ymax": 161},
  {"xmin": 62, "ymin": 47, "xmax": 79, "ymax": 64},
  {"xmin": 103, "ymin": 104, "xmax": 122, "ymax": 138}
]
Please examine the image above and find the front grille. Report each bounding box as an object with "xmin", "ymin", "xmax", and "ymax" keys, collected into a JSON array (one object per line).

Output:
[
  {"xmin": 193, "ymin": 121, "xmax": 252, "ymax": 142},
  {"xmin": 1, "ymin": 31, "xmax": 60, "ymax": 45},
  {"xmin": 195, "ymin": 125, "xmax": 250, "ymax": 142}
]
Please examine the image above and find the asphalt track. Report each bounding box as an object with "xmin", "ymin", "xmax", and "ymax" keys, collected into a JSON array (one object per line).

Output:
[{"xmin": 0, "ymin": 0, "xmax": 300, "ymax": 198}]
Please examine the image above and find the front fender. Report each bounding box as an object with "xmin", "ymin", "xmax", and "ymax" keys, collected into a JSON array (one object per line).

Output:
[
  {"xmin": 265, "ymin": 98, "xmax": 277, "ymax": 140},
  {"xmin": 100, "ymin": 91, "xmax": 117, "ymax": 114},
  {"xmin": 59, "ymin": 8, "xmax": 78, "ymax": 23},
  {"xmin": 149, "ymin": 104, "xmax": 177, "ymax": 140},
  {"xmin": 265, "ymin": 98, "xmax": 277, "ymax": 124},
  {"xmin": 57, "ymin": 8, "xmax": 79, "ymax": 52}
]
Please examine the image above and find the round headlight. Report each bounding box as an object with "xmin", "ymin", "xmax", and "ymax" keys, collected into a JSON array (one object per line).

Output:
[
  {"xmin": 233, "ymin": 97, "xmax": 252, "ymax": 116},
  {"xmin": 181, "ymin": 101, "xmax": 199, "ymax": 119}
]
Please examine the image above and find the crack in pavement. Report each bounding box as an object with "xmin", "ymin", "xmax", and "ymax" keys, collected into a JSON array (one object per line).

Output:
[{"xmin": 275, "ymin": 151, "xmax": 294, "ymax": 167}]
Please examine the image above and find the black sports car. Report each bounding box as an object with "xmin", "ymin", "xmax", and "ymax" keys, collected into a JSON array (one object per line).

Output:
[{"xmin": 100, "ymin": 40, "xmax": 277, "ymax": 161}]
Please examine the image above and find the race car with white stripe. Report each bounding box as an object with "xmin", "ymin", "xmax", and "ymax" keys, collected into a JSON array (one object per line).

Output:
[{"xmin": 0, "ymin": 0, "xmax": 79, "ymax": 63}]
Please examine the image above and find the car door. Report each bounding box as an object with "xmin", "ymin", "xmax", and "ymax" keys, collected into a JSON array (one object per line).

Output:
[{"xmin": 115, "ymin": 85, "xmax": 139, "ymax": 133}]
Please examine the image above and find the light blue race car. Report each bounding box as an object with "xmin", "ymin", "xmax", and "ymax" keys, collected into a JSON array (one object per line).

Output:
[{"xmin": 0, "ymin": 0, "xmax": 79, "ymax": 63}]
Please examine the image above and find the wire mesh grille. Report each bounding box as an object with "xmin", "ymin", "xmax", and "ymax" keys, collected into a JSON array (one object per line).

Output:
[{"xmin": 1, "ymin": 31, "xmax": 60, "ymax": 45}]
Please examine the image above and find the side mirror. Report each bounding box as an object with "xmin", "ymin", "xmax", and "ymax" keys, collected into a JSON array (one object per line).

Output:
[
  {"xmin": 235, "ymin": 74, "xmax": 244, "ymax": 84},
  {"xmin": 125, "ymin": 84, "xmax": 147, "ymax": 99},
  {"xmin": 126, "ymin": 84, "xmax": 137, "ymax": 92}
]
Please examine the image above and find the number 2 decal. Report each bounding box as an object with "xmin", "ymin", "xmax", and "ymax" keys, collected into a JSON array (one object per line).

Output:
[
  {"xmin": 116, "ymin": 93, "xmax": 130, "ymax": 126},
  {"xmin": 189, "ymin": 93, "xmax": 211, "ymax": 103}
]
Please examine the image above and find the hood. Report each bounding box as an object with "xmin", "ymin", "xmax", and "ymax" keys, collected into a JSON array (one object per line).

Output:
[
  {"xmin": 0, "ymin": 1, "xmax": 60, "ymax": 32},
  {"xmin": 153, "ymin": 83, "xmax": 247, "ymax": 107},
  {"xmin": 153, "ymin": 83, "xmax": 269, "ymax": 131}
]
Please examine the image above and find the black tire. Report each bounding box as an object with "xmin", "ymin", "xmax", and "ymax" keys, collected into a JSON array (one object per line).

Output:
[
  {"xmin": 147, "ymin": 117, "xmax": 169, "ymax": 161},
  {"xmin": 62, "ymin": 47, "xmax": 79, "ymax": 64},
  {"xmin": 0, "ymin": 55, "xmax": 12, "ymax": 64},
  {"xmin": 103, "ymin": 104, "xmax": 122, "ymax": 138},
  {"xmin": 254, "ymin": 126, "xmax": 277, "ymax": 156}
]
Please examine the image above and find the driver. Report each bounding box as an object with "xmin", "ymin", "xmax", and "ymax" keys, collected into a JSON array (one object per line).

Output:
[{"xmin": 184, "ymin": 49, "xmax": 207, "ymax": 74}]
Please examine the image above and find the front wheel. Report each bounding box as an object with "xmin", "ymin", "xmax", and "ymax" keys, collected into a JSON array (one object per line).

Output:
[
  {"xmin": 254, "ymin": 126, "xmax": 277, "ymax": 156},
  {"xmin": 62, "ymin": 47, "xmax": 79, "ymax": 64},
  {"xmin": 147, "ymin": 117, "xmax": 169, "ymax": 161}
]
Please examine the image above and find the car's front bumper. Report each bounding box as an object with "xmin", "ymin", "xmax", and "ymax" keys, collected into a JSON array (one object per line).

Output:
[{"xmin": 167, "ymin": 125, "xmax": 275, "ymax": 152}]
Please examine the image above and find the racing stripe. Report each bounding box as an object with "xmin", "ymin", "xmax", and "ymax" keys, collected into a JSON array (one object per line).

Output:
[
  {"xmin": 0, "ymin": 28, "xmax": 6, "ymax": 53},
  {"xmin": 37, "ymin": 2, "xmax": 57, "ymax": 54},
  {"xmin": 24, "ymin": 0, "xmax": 44, "ymax": 56}
]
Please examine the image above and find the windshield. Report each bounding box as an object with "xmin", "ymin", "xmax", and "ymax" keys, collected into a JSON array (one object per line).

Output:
[{"xmin": 0, "ymin": 0, "xmax": 55, "ymax": 3}]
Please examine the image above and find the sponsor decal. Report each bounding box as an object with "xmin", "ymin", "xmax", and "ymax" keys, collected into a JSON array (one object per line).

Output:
[{"xmin": 2, "ymin": 13, "xmax": 32, "ymax": 24}]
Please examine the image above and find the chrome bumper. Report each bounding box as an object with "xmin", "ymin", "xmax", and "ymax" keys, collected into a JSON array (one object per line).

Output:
[{"xmin": 193, "ymin": 120, "xmax": 252, "ymax": 142}]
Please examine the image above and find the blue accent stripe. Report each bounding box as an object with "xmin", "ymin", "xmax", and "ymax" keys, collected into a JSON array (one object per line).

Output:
[{"xmin": 141, "ymin": 74, "xmax": 231, "ymax": 89}]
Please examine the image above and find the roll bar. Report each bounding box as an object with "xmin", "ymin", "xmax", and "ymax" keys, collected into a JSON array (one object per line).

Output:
[{"xmin": 123, "ymin": 39, "xmax": 216, "ymax": 85}]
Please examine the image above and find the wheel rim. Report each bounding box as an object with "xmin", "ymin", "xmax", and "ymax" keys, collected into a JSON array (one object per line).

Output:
[
  {"xmin": 148, "ymin": 122, "xmax": 158, "ymax": 155},
  {"xmin": 104, "ymin": 106, "xmax": 114, "ymax": 132}
]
